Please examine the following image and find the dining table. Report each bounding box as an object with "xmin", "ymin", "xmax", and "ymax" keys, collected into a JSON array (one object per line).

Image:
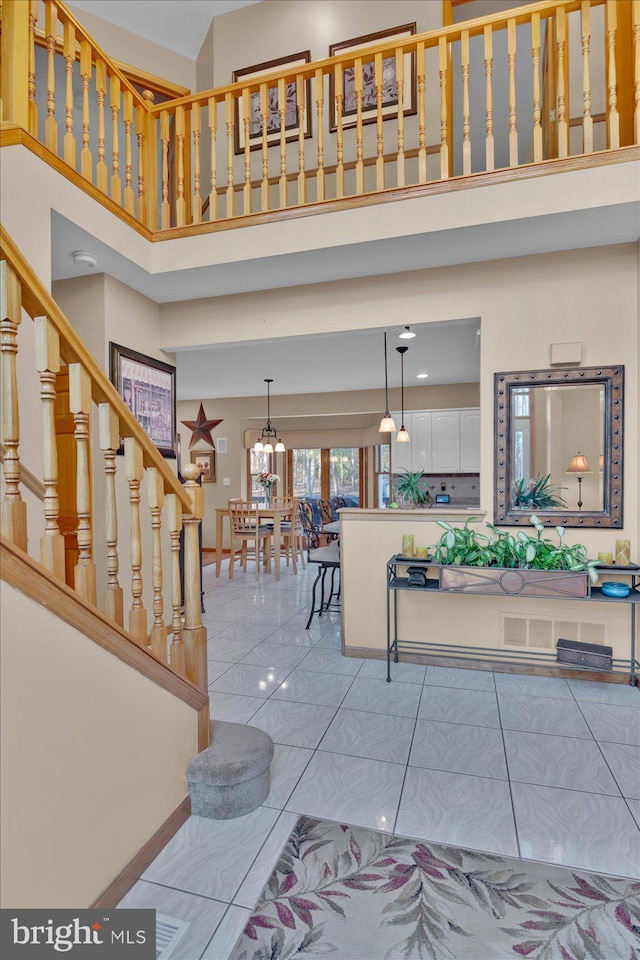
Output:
[{"xmin": 214, "ymin": 503, "xmax": 294, "ymax": 581}]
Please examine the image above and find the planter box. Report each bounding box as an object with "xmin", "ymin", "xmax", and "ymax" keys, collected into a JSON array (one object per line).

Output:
[{"xmin": 439, "ymin": 565, "xmax": 590, "ymax": 599}]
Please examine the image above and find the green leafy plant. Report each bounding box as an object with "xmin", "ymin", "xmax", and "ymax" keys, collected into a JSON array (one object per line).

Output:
[
  {"xmin": 512, "ymin": 472, "xmax": 567, "ymax": 509},
  {"xmin": 394, "ymin": 469, "xmax": 430, "ymax": 507},
  {"xmin": 430, "ymin": 514, "xmax": 599, "ymax": 583}
]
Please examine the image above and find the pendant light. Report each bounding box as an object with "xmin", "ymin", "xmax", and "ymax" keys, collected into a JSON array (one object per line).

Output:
[
  {"xmin": 253, "ymin": 378, "xmax": 285, "ymax": 454},
  {"xmin": 396, "ymin": 346, "xmax": 410, "ymax": 442},
  {"xmin": 399, "ymin": 325, "xmax": 416, "ymax": 339},
  {"xmin": 378, "ymin": 332, "xmax": 397, "ymax": 433}
]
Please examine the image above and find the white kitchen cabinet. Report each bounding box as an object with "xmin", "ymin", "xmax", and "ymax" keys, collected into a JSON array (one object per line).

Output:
[
  {"xmin": 411, "ymin": 412, "xmax": 433, "ymax": 472},
  {"xmin": 459, "ymin": 409, "xmax": 481, "ymax": 472},
  {"xmin": 432, "ymin": 411, "xmax": 460, "ymax": 472}
]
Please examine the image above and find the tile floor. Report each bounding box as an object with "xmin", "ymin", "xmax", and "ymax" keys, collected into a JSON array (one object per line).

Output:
[{"xmin": 119, "ymin": 560, "xmax": 640, "ymax": 959}]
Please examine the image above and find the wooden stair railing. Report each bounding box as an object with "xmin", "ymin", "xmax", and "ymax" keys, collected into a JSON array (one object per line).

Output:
[
  {"xmin": 1, "ymin": 0, "xmax": 638, "ymax": 237},
  {"xmin": 0, "ymin": 226, "xmax": 209, "ymax": 740}
]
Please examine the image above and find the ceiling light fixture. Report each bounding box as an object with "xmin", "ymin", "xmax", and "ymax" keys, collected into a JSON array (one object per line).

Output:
[
  {"xmin": 72, "ymin": 250, "xmax": 98, "ymax": 270},
  {"xmin": 396, "ymin": 346, "xmax": 410, "ymax": 442},
  {"xmin": 379, "ymin": 332, "xmax": 397, "ymax": 433},
  {"xmin": 399, "ymin": 325, "xmax": 416, "ymax": 340},
  {"xmin": 416, "ymin": 373, "xmax": 430, "ymax": 379},
  {"xmin": 253, "ymin": 379, "xmax": 285, "ymax": 454}
]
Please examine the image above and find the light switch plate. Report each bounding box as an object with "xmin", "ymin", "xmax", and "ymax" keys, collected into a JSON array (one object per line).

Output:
[{"xmin": 223, "ymin": 477, "xmax": 230, "ymax": 486}]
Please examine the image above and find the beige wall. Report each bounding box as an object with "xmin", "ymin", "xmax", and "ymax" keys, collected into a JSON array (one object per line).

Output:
[{"xmin": 0, "ymin": 580, "xmax": 197, "ymax": 908}]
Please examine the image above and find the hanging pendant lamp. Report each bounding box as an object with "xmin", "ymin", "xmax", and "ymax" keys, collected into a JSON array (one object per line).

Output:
[
  {"xmin": 396, "ymin": 346, "xmax": 410, "ymax": 442},
  {"xmin": 253, "ymin": 379, "xmax": 285, "ymax": 453},
  {"xmin": 379, "ymin": 332, "xmax": 397, "ymax": 433}
]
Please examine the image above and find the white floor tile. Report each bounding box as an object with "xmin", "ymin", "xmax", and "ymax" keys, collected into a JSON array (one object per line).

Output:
[
  {"xmin": 410, "ymin": 719, "xmax": 507, "ymax": 779},
  {"xmin": 300, "ymin": 647, "xmax": 363, "ymax": 676},
  {"xmin": 250, "ymin": 699, "xmax": 337, "ymax": 748},
  {"xmin": 503, "ymin": 729, "xmax": 621, "ymax": 795},
  {"xmin": 234, "ymin": 811, "xmax": 298, "ymax": 909},
  {"xmin": 494, "ymin": 672, "xmax": 572, "ymax": 699},
  {"xmin": 498, "ymin": 691, "xmax": 593, "ymax": 738},
  {"xmin": 271, "ymin": 669, "xmax": 354, "ymax": 707},
  {"xmin": 209, "ymin": 663, "xmax": 291, "ymax": 699},
  {"xmin": 578, "ymin": 701, "xmax": 640, "ymax": 745},
  {"xmin": 341, "ymin": 677, "xmax": 422, "ymax": 718},
  {"xmin": 567, "ymin": 679, "xmax": 640, "ymax": 706},
  {"xmin": 424, "ymin": 666, "xmax": 496, "ymax": 691},
  {"xmin": 210, "ymin": 692, "xmax": 263, "ymax": 724},
  {"xmin": 263, "ymin": 744, "xmax": 314, "ymax": 809},
  {"xmin": 360, "ymin": 658, "xmax": 426, "ymax": 684},
  {"xmin": 320, "ymin": 708, "xmax": 416, "ymax": 764},
  {"xmin": 419, "ymin": 685, "xmax": 500, "ymax": 727},
  {"xmin": 599, "ymin": 740, "xmax": 640, "ymax": 799},
  {"xmin": 201, "ymin": 905, "xmax": 251, "ymax": 960},
  {"xmin": 239, "ymin": 641, "xmax": 312, "ymax": 670}
]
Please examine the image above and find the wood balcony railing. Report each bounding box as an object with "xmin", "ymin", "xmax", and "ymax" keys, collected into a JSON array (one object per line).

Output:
[
  {"xmin": 0, "ymin": 225, "xmax": 209, "ymax": 734},
  {"xmin": 1, "ymin": 0, "xmax": 639, "ymax": 237}
]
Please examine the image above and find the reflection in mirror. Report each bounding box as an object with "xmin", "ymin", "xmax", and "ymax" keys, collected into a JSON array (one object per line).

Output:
[
  {"xmin": 510, "ymin": 384, "xmax": 605, "ymax": 513},
  {"xmin": 494, "ymin": 366, "xmax": 624, "ymax": 528}
]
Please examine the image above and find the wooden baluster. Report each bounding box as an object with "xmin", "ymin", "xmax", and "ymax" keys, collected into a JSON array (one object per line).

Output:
[
  {"xmin": 95, "ymin": 59, "xmax": 107, "ymax": 192},
  {"xmin": 98, "ymin": 404, "xmax": 123, "ymax": 626},
  {"xmin": 396, "ymin": 48, "xmax": 405, "ymax": 187},
  {"xmin": 192, "ymin": 101, "xmax": 202, "ymax": 224},
  {"xmin": 110, "ymin": 75, "xmax": 122, "ymax": 204},
  {"xmin": 45, "ymin": 2, "xmax": 58, "ymax": 154},
  {"xmin": 508, "ymin": 18, "xmax": 518, "ymax": 166},
  {"xmin": 242, "ymin": 89, "xmax": 252, "ymax": 215},
  {"xmin": 461, "ymin": 30, "xmax": 471, "ymax": 175},
  {"xmin": 417, "ymin": 43, "xmax": 427, "ymax": 184},
  {"xmin": 556, "ymin": 7, "xmax": 569, "ymax": 158},
  {"xmin": 259, "ymin": 83, "xmax": 269, "ymax": 211},
  {"xmin": 160, "ymin": 109, "xmax": 170, "ymax": 228},
  {"xmin": 123, "ymin": 90, "xmax": 134, "ymax": 214},
  {"xmin": 484, "ymin": 25, "xmax": 495, "ymax": 171},
  {"xmin": 438, "ymin": 37, "xmax": 449, "ymax": 180},
  {"xmin": 634, "ymin": 0, "xmax": 640, "ymax": 144},
  {"xmin": 225, "ymin": 92, "xmax": 235, "ymax": 217},
  {"xmin": 605, "ymin": 0, "xmax": 620, "ymax": 149},
  {"xmin": 208, "ymin": 97, "xmax": 219, "ymax": 221},
  {"xmin": 335, "ymin": 63, "xmax": 345, "ymax": 197},
  {"xmin": 181, "ymin": 464, "xmax": 207, "ymax": 691},
  {"xmin": 0, "ymin": 262, "xmax": 27, "ymax": 551},
  {"xmin": 28, "ymin": 0, "xmax": 39, "ymax": 136},
  {"xmin": 124, "ymin": 437, "xmax": 147, "ymax": 643},
  {"xmin": 35, "ymin": 317, "xmax": 64, "ymax": 578},
  {"xmin": 136, "ymin": 102, "xmax": 146, "ymax": 224},
  {"xmin": 146, "ymin": 467, "xmax": 167, "ymax": 661},
  {"xmin": 580, "ymin": 2, "xmax": 593, "ymax": 154},
  {"xmin": 278, "ymin": 77, "xmax": 287, "ymax": 207},
  {"xmin": 315, "ymin": 69, "xmax": 325, "ymax": 201},
  {"xmin": 166, "ymin": 493, "xmax": 185, "ymax": 675},
  {"xmin": 374, "ymin": 52, "xmax": 385, "ymax": 190},
  {"xmin": 143, "ymin": 91, "xmax": 158, "ymax": 231},
  {"xmin": 175, "ymin": 104, "xmax": 186, "ymax": 226},
  {"xmin": 296, "ymin": 74, "xmax": 306, "ymax": 204},
  {"xmin": 69, "ymin": 363, "xmax": 96, "ymax": 605},
  {"xmin": 531, "ymin": 14, "xmax": 542, "ymax": 163},
  {"xmin": 80, "ymin": 40, "xmax": 92, "ymax": 182},
  {"xmin": 354, "ymin": 57, "xmax": 364, "ymax": 193},
  {"xmin": 62, "ymin": 21, "xmax": 76, "ymax": 168}
]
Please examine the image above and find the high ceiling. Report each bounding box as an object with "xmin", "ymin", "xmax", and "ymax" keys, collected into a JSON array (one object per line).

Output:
[{"xmin": 69, "ymin": 0, "xmax": 263, "ymax": 59}]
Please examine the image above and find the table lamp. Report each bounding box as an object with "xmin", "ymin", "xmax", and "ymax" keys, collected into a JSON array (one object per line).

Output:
[{"xmin": 566, "ymin": 452, "xmax": 592, "ymax": 511}]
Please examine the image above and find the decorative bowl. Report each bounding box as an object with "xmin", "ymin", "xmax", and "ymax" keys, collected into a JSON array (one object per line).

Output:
[{"xmin": 601, "ymin": 581, "xmax": 630, "ymax": 598}]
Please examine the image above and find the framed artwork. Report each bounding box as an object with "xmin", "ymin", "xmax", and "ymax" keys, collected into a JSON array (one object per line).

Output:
[
  {"xmin": 109, "ymin": 342, "xmax": 177, "ymax": 458},
  {"xmin": 191, "ymin": 450, "xmax": 215, "ymax": 483},
  {"xmin": 329, "ymin": 24, "xmax": 417, "ymax": 133},
  {"xmin": 232, "ymin": 51, "xmax": 312, "ymax": 154}
]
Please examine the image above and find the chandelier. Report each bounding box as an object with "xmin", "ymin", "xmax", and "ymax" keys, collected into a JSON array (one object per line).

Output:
[{"xmin": 253, "ymin": 378, "xmax": 285, "ymax": 453}]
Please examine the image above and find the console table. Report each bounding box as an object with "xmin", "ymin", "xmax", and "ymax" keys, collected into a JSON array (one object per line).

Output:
[{"xmin": 386, "ymin": 555, "xmax": 640, "ymax": 685}]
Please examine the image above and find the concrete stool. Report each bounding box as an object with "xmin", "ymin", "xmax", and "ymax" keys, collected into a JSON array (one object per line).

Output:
[{"xmin": 187, "ymin": 720, "xmax": 274, "ymax": 819}]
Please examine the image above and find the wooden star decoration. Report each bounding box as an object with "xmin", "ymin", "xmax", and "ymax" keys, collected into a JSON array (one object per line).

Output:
[{"xmin": 181, "ymin": 404, "xmax": 223, "ymax": 449}]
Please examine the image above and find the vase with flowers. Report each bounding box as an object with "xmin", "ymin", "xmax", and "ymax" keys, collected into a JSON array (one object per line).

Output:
[{"xmin": 258, "ymin": 471, "xmax": 279, "ymax": 508}]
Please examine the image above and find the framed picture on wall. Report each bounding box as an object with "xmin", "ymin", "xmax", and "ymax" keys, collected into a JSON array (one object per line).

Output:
[
  {"xmin": 191, "ymin": 450, "xmax": 215, "ymax": 483},
  {"xmin": 329, "ymin": 24, "xmax": 417, "ymax": 133},
  {"xmin": 109, "ymin": 342, "xmax": 177, "ymax": 458},
  {"xmin": 232, "ymin": 51, "xmax": 312, "ymax": 154}
]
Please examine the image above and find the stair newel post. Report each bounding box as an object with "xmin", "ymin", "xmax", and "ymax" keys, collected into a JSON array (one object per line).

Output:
[
  {"xmin": 166, "ymin": 492, "xmax": 186, "ymax": 676},
  {"xmin": 146, "ymin": 466, "xmax": 167, "ymax": 661},
  {"xmin": 181, "ymin": 463, "xmax": 207, "ymax": 693},
  {"xmin": 0, "ymin": 0, "xmax": 30, "ymax": 129},
  {"xmin": 124, "ymin": 437, "xmax": 147, "ymax": 643},
  {"xmin": 69, "ymin": 362, "xmax": 96, "ymax": 604},
  {"xmin": 98, "ymin": 403, "xmax": 123, "ymax": 625},
  {"xmin": 0, "ymin": 261, "xmax": 27, "ymax": 551},
  {"xmin": 35, "ymin": 317, "xmax": 65, "ymax": 578}
]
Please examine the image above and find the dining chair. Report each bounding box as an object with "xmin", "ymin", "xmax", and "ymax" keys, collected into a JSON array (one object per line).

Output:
[
  {"xmin": 318, "ymin": 498, "xmax": 339, "ymax": 542},
  {"xmin": 299, "ymin": 501, "xmax": 340, "ymax": 628},
  {"xmin": 268, "ymin": 496, "xmax": 306, "ymax": 573},
  {"xmin": 227, "ymin": 500, "xmax": 273, "ymax": 580}
]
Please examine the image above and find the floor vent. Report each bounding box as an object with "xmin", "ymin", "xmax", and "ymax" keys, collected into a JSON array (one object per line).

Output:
[
  {"xmin": 500, "ymin": 613, "xmax": 607, "ymax": 651},
  {"xmin": 156, "ymin": 914, "xmax": 189, "ymax": 960}
]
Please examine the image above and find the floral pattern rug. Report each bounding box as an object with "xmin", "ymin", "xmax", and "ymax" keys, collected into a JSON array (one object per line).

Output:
[{"xmin": 230, "ymin": 816, "xmax": 640, "ymax": 960}]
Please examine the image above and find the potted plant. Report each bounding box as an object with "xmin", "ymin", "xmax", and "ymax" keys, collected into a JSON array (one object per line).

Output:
[
  {"xmin": 394, "ymin": 469, "xmax": 430, "ymax": 509},
  {"xmin": 512, "ymin": 472, "xmax": 567, "ymax": 509},
  {"xmin": 430, "ymin": 514, "xmax": 598, "ymax": 598}
]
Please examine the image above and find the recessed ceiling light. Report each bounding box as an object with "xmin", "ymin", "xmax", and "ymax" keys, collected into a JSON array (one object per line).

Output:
[
  {"xmin": 399, "ymin": 325, "xmax": 416, "ymax": 339},
  {"xmin": 416, "ymin": 373, "xmax": 430, "ymax": 379}
]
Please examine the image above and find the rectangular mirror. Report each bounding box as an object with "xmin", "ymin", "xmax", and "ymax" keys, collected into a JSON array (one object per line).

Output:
[{"xmin": 494, "ymin": 366, "xmax": 624, "ymax": 528}]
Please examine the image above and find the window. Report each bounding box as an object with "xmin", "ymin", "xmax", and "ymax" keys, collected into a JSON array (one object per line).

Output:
[
  {"xmin": 513, "ymin": 388, "xmax": 531, "ymax": 481},
  {"xmin": 330, "ymin": 448, "xmax": 360, "ymax": 504},
  {"xmin": 374, "ymin": 443, "xmax": 391, "ymax": 507},
  {"xmin": 249, "ymin": 449, "xmax": 272, "ymax": 502},
  {"xmin": 291, "ymin": 449, "xmax": 321, "ymax": 500}
]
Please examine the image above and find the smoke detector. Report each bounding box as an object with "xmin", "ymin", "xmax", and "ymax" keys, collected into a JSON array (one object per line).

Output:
[{"xmin": 72, "ymin": 250, "xmax": 98, "ymax": 270}]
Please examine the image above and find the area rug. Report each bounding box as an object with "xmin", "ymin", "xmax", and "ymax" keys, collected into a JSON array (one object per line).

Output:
[{"xmin": 230, "ymin": 816, "xmax": 640, "ymax": 960}]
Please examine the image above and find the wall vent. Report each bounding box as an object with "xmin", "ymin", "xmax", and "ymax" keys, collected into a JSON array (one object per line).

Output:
[
  {"xmin": 500, "ymin": 614, "xmax": 607, "ymax": 651},
  {"xmin": 156, "ymin": 914, "xmax": 189, "ymax": 960}
]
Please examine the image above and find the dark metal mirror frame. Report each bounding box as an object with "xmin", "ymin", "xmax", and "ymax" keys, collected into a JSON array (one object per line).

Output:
[{"xmin": 494, "ymin": 365, "xmax": 624, "ymax": 528}]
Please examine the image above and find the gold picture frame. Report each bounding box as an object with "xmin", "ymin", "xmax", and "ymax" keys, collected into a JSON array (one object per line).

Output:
[{"xmin": 191, "ymin": 450, "xmax": 215, "ymax": 483}]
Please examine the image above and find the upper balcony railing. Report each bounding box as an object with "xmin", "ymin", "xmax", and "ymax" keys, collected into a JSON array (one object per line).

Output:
[{"xmin": 1, "ymin": 0, "xmax": 638, "ymax": 237}]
